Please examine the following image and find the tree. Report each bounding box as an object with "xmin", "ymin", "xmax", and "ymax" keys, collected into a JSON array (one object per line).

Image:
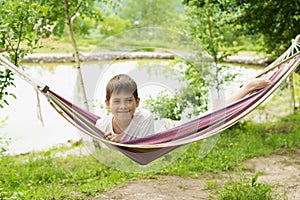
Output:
[
  {"xmin": 0, "ymin": 0, "xmax": 119, "ymax": 150},
  {"xmin": 183, "ymin": 0, "xmax": 240, "ymax": 62},
  {"xmin": 0, "ymin": 0, "xmax": 118, "ymax": 108},
  {"xmin": 41, "ymin": 0, "xmax": 119, "ymax": 110},
  {"xmin": 185, "ymin": 0, "xmax": 300, "ymax": 57},
  {"xmin": 0, "ymin": 0, "xmax": 50, "ymax": 108},
  {"xmin": 227, "ymin": 0, "xmax": 300, "ymax": 111},
  {"xmin": 232, "ymin": 0, "xmax": 300, "ymax": 57},
  {"xmin": 184, "ymin": 0, "xmax": 300, "ymax": 112},
  {"xmin": 183, "ymin": 0, "xmax": 237, "ymax": 106}
]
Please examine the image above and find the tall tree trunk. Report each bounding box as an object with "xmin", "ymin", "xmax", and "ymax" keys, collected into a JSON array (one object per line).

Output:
[
  {"xmin": 63, "ymin": 0, "xmax": 101, "ymax": 149},
  {"xmin": 290, "ymin": 75, "xmax": 296, "ymax": 113},
  {"xmin": 63, "ymin": 0, "xmax": 89, "ymax": 111}
]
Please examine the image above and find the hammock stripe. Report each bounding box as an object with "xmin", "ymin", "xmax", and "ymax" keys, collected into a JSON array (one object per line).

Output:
[{"xmin": 1, "ymin": 36, "xmax": 300, "ymax": 165}]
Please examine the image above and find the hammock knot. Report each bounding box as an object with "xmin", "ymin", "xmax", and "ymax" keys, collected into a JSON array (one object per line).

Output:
[{"xmin": 40, "ymin": 85, "xmax": 50, "ymax": 93}]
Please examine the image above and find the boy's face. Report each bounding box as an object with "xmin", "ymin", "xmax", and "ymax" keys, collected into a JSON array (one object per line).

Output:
[{"xmin": 105, "ymin": 91, "xmax": 140, "ymax": 124}]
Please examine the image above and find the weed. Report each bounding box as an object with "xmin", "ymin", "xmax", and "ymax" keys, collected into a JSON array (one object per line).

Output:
[{"xmin": 210, "ymin": 173, "xmax": 285, "ymax": 200}]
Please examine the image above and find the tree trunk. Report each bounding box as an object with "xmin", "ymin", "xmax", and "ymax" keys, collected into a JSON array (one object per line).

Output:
[
  {"xmin": 63, "ymin": 0, "xmax": 89, "ymax": 111},
  {"xmin": 290, "ymin": 75, "xmax": 296, "ymax": 113}
]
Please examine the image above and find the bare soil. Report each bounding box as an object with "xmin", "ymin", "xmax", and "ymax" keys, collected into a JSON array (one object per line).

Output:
[{"xmin": 93, "ymin": 152, "xmax": 300, "ymax": 200}]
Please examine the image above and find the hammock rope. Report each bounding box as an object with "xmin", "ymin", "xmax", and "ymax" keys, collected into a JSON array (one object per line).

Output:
[{"xmin": 1, "ymin": 35, "xmax": 300, "ymax": 165}]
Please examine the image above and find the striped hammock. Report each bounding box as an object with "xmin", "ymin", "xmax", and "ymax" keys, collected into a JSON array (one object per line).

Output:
[{"xmin": 1, "ymin": 35, "xmax": 300, "ymax": 165}]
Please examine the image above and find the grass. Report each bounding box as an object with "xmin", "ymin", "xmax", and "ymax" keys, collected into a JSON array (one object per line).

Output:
[
  {"xmin": 1, "ymin": 150, "xmax": 133, "ymax": 199},
  {"xmin": 1, "ymin": 111, "xmax": 300, "ymax": 199},
  {"xmin": 36, "ymin": 37, "xmax": 101, "ymax": 53},
  {"xmin": 212, "ymin": 174, "xmax": 277, "ymax": 200}
]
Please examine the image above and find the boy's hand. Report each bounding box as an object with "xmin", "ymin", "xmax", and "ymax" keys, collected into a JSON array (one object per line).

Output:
[
  {"xmin": 243, "ymin": 77, "xmax": 272, "ymax": 92},
  {"xmin": 104, "ymin": 132, "xmax": 122, "ymax": 143}
]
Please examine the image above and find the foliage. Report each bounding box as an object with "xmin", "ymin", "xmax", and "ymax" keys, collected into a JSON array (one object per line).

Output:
[
  {"xmin": 72, "ymin": 16, "xmax": 97, "ymax": 37},
  {"xmin": 41, "ymin": 0, "xmax": 113, "ymax": 37},
  {"xmin": 145, "ymin": 90, "xmax": 187, "ymax": 120},
  {"xmin": 144, "ymin": 58, "xmax": 237, "ymax": 120},
  {"xmin": 184, "ymin": 0, "xmax": 300, "ymax": 58},
  {"xmin": 144, "ymin": 58, "xmax": 210, "ymax": 120},
  {"xmin": 0, "ymin": 1, "xmax": 50, "ymax": 59},
  {"xmin": 0, "ymin": 0, "xmax": 51, "ymax": 108},
  {"xmin": 295, "ymin": 65, "xmax": 300, "ymax": 75},
  {"xmin": 178, "ymin": 59, "xmax": 210, "ymax": 117},
  {"xmin": 0, "ymin": 116, "xmax": 9, "ymax": 157},
  {"xmin": 0, "ymin": 68, "xmax": 16, "ymax": 108},
  {"xmin": 98, "ymin": 15, "xmax": 131, "ymax": 37},
  {"xmin": 119, "ymin": 0, "xmax": 184, "ymax": 30},
  {"xmin": 0, "ymin": 0, "xmax": 107, "ymax": 107},
  {"xmin": 232, "ymin": 0, "xmax": 300, "ymax": 57},
  {"xmin": 183, "ymin": 0, "xmax": 237, "ymax": 63},
  {"xmin": 171, "ymin": 0, "xmax": 239, "ymax": 119},
  {"xmin": 0, "ymin": 0, "xmax": 118, "ymax": 108},
  {"xmin": 0, "ymin": 137, "xmax": 9, "ymax": 158}
]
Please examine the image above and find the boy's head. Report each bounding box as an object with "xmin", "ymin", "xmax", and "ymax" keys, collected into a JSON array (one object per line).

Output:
[
  {"xmin": 106, "ymin": 74, "xmax": 138, "ymax": 101},
  {"xmin": 105, "ymin": 74, "xmax": 140, "ymax": 122}
]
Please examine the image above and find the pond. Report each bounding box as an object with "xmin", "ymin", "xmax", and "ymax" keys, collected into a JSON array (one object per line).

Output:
[{"xmin": 1, "ymin": 59, "xmax": 260, "ymax": 155}]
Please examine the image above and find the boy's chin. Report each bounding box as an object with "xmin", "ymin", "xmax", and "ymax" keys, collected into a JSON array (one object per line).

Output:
[{"xmin": 116, "ymin": 115, "xmax": 131, "ymax": 123}]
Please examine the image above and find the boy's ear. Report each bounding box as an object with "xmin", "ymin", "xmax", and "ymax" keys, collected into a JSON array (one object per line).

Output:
[
  {"xmin": 105, "ymin": 99, "xmax": 110, "ymax": 108},
  {"xmin": 136, "ymin": 97, "xmax": 140, "ymax": 107}
]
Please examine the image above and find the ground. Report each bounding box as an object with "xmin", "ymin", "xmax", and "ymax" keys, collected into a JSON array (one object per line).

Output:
[{"xmin": 92, "ymin": 152, "xmax": 300, "ymax": 200}]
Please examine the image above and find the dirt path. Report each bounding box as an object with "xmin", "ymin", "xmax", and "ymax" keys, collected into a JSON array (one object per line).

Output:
[{"xmin": 93, "ymin": 152, "xmax": 300, "ymax": 200}]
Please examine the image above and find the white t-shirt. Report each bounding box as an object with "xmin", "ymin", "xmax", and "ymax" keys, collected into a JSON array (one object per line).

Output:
[{"xmin": 95, "ymin": 108, "xmax": 155, "ymax": 142}]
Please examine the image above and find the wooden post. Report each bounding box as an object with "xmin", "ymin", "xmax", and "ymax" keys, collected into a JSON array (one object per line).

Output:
[{"xmin": 290, "ymin": 75, "xmax": 296, "ymax": 113}]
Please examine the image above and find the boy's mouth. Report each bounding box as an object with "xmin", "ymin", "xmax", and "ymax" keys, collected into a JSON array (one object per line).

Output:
[{"xmin": 117, "ymin": 110, "xmax": 130, "ymax": 114}]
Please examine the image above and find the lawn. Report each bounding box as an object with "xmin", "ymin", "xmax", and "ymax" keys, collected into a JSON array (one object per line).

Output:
[{"xmin": 1, "ymin": 110, "xmax": 300, "ymax": 199}]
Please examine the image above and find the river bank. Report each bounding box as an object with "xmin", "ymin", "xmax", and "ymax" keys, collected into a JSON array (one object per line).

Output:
[{"xmin": 22, "ymin": 52, "xmax": 269, "ymax": 66}]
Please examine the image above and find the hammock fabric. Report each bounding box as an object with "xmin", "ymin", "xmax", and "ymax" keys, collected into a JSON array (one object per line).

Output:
[{"xmin": 1, "ymin": 35, "xmax": 300, "ymax": 165}]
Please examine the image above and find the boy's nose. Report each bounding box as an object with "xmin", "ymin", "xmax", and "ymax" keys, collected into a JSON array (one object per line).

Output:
[{"xmin": 120, "ymin": 101, "xmax": 128, "ymax": 108}]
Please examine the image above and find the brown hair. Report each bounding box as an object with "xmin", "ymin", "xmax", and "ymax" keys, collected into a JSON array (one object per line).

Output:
[{"xmin": 106, "ymin": 74, "xmax": 138, "ymax": 100}]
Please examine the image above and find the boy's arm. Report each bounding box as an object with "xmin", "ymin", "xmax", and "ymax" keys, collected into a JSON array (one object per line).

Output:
[{"xmin": 225, "ymin": 77, "xmax": 271, "ymax": 105}]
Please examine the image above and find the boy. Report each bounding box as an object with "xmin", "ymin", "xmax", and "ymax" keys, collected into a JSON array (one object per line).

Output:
[{"xmin": 96, "ymin": 74, "xmax": 155, "ymax": 143}]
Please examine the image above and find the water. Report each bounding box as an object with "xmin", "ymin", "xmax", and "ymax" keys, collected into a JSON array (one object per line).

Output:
[
  {"xmin": 0, "ymin": 60, "xmax": 260, "ymax": 155},
  {"xmin": 1, "ymin": 64, "xmax": 80, "ymax": 155}
]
